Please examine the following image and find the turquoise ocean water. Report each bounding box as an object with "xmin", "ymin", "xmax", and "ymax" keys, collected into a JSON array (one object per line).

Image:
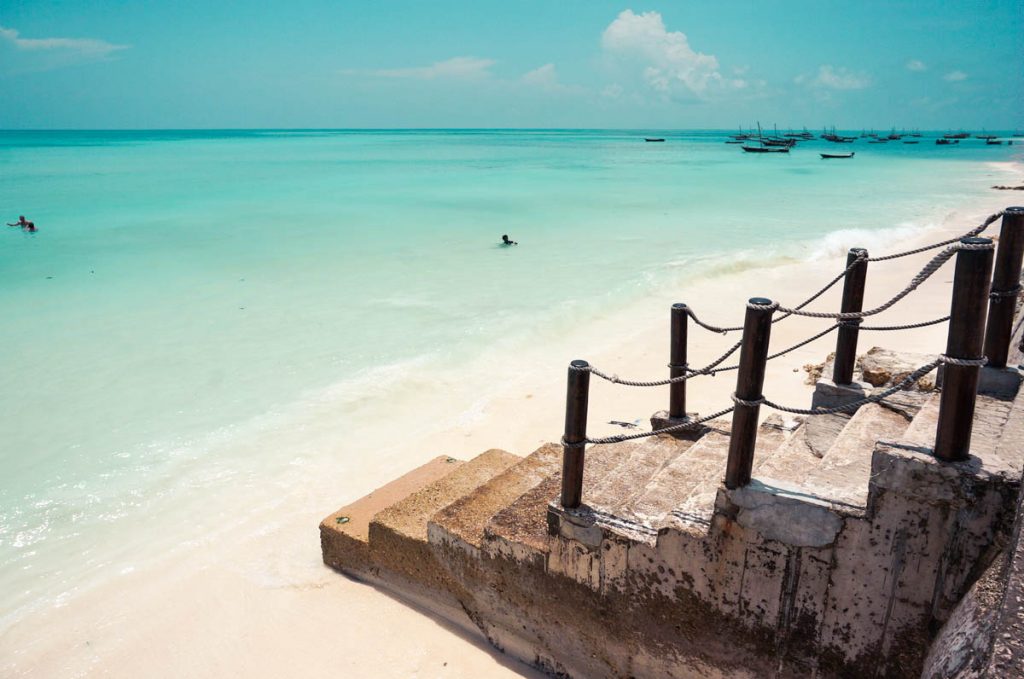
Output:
[{"xmin": 0, "ymin": 129, "xmax": 1020, "ymax": 626}]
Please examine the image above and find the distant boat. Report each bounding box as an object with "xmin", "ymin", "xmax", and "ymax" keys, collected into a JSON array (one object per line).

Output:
[
  {"xmin": 724, "ymin": 140, "xmax": 744, "ymax": 144},
  {"xmin": 986, "ymin": 139, "xmax": 1004, "ymax": 145},
  {"xmin": 936, "ymin": 138, "xmax": 959, "ymax": 145},
  {"xmin": 821, "ymin": 152, "xmax": 855, "ymax": 159},
  {"xmin": 943, "ymin": 132, "xmax": 970, "ymax": 139},
  {"xmin": 741, "ymin": 122, "xmax": 791, "ymax": 153},
  {"xmin": 743, "ymin": 145, "xmax": 789, "ymax": 153},
  {"xmin": 644, "ymin": 138, "xmax": 666, "ymax": 142},
  {"xmin": 903, "ymin": 141, "xmax": 920, "ymax": 144}
]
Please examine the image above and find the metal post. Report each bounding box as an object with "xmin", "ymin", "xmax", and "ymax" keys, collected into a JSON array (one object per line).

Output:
[
  {"xmin": 832, "ymin": 248, "xmax": 869, "ymax": 384},
  {"xmin": 561, "ymin": 360, "xmax": 590, "ymax": 508},
  {"xmin": 935, "ymin": 238, "xmax": 994, "ymax": 462},
  {"xmin": 725, "ymin": 298, "xmax": 774, "ymax": 489},
  {"xmin": 669, "ymin": 303, "xmax": 689, "ymax": 419},
  {"xmin": 983, "ymin": 207, "xmax": 1024, "ymax": 368}
]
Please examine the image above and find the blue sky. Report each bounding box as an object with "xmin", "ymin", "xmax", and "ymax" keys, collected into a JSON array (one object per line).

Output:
[{"xmin": 1, "ymin": 1, "xmax": 1020, "ymax": 129}]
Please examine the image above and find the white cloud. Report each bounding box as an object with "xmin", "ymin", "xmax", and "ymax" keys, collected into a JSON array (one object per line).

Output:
[
  {"xmin": 601, "ymin": 83, "xmax": 624, "ymax": 99},
  {"xmin": 944, "ymin": 70, "xmax": 968, "ymax": 82},
  {"xmin": 0, "ymin": 25, "xmax": 127, "ymax": 58},
  {"xmin": 601, "ymin": 10, "xmax": 731, "ymax": 100},
  {"xmin": 810, "ymin": 65, "xmax": 871, "ymax": 90},
  {"xmin": 521, "ymin": 63, "xmax": 559, "ymax": 88},
  {"xmin": 344, "ymin": 56, "xmax": 495, "ymax": 80},
  {"xmin": 906, "ymin": 59, "xmax": 926, "ymax": 72}
]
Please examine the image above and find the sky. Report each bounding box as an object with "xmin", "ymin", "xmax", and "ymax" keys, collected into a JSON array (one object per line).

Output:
[{"xmin": 1, "ymin": 1, "xmax": 1021, "ymax": 129}]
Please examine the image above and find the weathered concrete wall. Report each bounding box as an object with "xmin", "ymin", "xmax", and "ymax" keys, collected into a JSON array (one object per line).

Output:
[{"xmin": 541, "ymin": 422, "xmax": 1022, "ymax": 677}]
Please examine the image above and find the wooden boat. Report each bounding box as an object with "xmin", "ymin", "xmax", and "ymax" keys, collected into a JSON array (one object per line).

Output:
[
  {"xmin": 821, "ymin": 152, "xmax": 855, "ymax": 159},
  {"xmin": 986, "ymin": 139, "xmax": 1003, "ymax": 145},
  {"xmin": 741, "ymin": 122, "xmax": 790, "ymax": 153},
  {"xmin": 903, "ymin": 141, "xmax": 920, "ymax": 144},
  {"xmin": 743, "ymin": 145, "xmax": 789, "ymax": 153},
  {"xmin": 936, "ymin": 138, "xmax": 959, "ymax": 145},
  {"xmin": 943, "ymin": 132, "xmax": 970, "ymax": 139},
  {"xmin": 644, "ymin": 138, "xmax": 666, "ymax": 142}
]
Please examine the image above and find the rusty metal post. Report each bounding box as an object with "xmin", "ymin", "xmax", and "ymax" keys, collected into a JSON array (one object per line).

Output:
[
  {"xmin": 935, "ymin": 238, "xmax": 994, "ymax": 462},
  {"xmin": 725, "ymin": 298, "xmax": 774, "ymax": 489},
  {"xmin": 832, "ymin": 248, "xmax": 869, "ymax": 384},
  {"xmin": 561, "ymin": 360, "xmax": 590, "ymax": 508},
  {"xmin": 669, "ymin": 303, "xmax": 689, "ymax": 419},
  {"xmin": 982, "ymin": 207, "xmax": 1024, "ymax": 368}
]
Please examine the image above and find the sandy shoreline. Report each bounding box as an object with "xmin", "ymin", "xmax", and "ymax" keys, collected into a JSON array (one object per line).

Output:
[{"xmin": 2, "ymin": 170, "xmax": 1022, "ymax": 677}]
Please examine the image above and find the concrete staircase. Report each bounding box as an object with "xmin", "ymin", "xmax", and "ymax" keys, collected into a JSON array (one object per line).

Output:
[{"xmin": 320, "ymin": 361, "xmax": 1024, "ymax": 678}]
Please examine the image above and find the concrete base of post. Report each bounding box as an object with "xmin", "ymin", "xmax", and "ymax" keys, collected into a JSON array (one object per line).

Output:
[
  {"xmin": 811, "ymin": 378, "xmax": 873, "ymax": 410},
  {"xmin": 650, "ymin": 411, "xmax": 708, "ymax": 440},
  {"xmin": 978, "ymin": 365, "xmax": 1022, "ymax": 398}
]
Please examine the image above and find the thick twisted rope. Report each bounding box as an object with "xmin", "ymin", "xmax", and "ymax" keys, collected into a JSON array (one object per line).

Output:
[
  {"xmin": 575, "ymin": 338, "xmax": 743, "ymax": 387},
  {"xmin": 683, "ymin": 212, "xmax": 1004, "ymax": 333},
  {"xmin": 562, "ymin": 405, "xmax": 736, "ymax": 448},
  {"xmin": 747, "ymin": 241, "xmax": 995, "ymax": 320},
  {"xmin": 730, "ymin": 355, "xmax": 987, "ymax": 416},
  {"xmin": 867, "ymin": 211, "xmax": 1003, "ymax": 262},
  {"xmin": 856, "ymin": 316, "xmax": 950, "ymax": 331}
]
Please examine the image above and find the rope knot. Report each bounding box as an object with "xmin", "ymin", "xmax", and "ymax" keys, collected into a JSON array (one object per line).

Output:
[
  {"xmin": 731, "ymin": 392, "xmax": 766, "ymax": 407},
  {"xmin": 990, "ymin": 285, "xmax": 1022, "ymax": 300}
]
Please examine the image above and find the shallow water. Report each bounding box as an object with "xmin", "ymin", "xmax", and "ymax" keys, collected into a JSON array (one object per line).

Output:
[{"xmin": 0, "ymin": 129, "xmax": 1019, "ymax": 625}]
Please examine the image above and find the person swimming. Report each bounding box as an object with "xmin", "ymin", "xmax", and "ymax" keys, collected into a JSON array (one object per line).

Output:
[
  {"xmin": 501, "ymin": 234, "xmax": 517, "ymax": 246},
  {"xmin": 7, "ymin": 216, "xmax": 36, "ymax": 232}
]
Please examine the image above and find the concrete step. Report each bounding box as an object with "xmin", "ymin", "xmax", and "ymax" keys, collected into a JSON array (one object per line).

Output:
[
  {"xmin": 900, "ymin": 392, "xmax": 1016, "ymax": 456},
  {"xmin": 368, "ymin": 449, "xmax": 521, "ymax": 590},
  {"xmin": 428, "ymin": 443, "xmax": 562, "ymax": 557},
  {"xmin": 801, "ymin": 403, "xmax": 911, "ymax": 509},
  {"xmin": 899, "ymin": 392, "xmax": 940, "ymax": 449},
  {"xmin": 753, "ymin": 412, "xmax": 849, "ymax": 483},
  {"xmin": 659, "ymin": 416, "xmax": 797, "ymax": 531},
  {"xmin": 481, "ymin": 443, "xmax": 624, "ymax": 568},
  {"xmin": 320, "ymin": 455, "xmax": 465, "ymax": 574},
  {"xmin": 584, "ymin": 431, "xmax": 704, "ymax": 517}
]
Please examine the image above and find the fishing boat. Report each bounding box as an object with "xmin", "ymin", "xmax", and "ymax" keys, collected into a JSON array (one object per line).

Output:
[
  {"xmin": 820, "ymin": 152, "xmax": 855, "ymax": 159},
  {"xmin": 743, "ymin": 145, "xmax": 789, "ymax": 153},
  {"xmin": 741, "ymin": 122, "xmax": 790, "ymax": 153},
  {"xmin": 936, "ymin": 138, "xmax": 959, "ymax": 145},
  {"xmin": 644, "ymin": 138, "xmax": 666, "ymax": 142},
  {"xmin": 903, "ymin": 140, "xmax": 920, "ymax": 144},
  {"xmin": 944, "ymin": 132, "xmax": 970, "ymax": 139},
  {"xmin": 986, "ymin": 139, "xmax": 1004, "ymax": 145}
]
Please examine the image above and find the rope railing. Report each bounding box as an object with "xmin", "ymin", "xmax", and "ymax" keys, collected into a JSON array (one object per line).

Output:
[
  {"xmin": 747, "ymin": 240, "xmax": 995, "ymax": 320},
  {"xmin": 557, "ymin": 208, "xmax": 1024, "ymax": 509},
  {"xmin": 683, "ymin": 211, "xmax": 1005, "ymax": 335},
  {"xmin": 728, "ymin": 354, "xmax": 987, "ymax": 416},
  {"xmin": 571, "ymin": 241, "xmax": 994, "ymax": 390}
]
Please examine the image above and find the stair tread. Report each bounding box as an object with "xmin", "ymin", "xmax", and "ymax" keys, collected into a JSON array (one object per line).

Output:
[
  {"xmin": 319, "ymin": 455, "xmax": 464, "ymax": 571},
  {"xmin": 663, "ymin": 416, "xmax": 796, "ymax": 529},
  {"xmin": 798, "ymin": 403, "xmax": 911, "ymax": 507},
  {"xmin": 625, "ymin": 428, "xmax": 731, "ymax": 525},
  {"xmin": 900, "ymin": 392, "xmax": 1017, "ymax": 469},
  {"xmin": 483, "ymin": 443, "xmax": 624, "ymax": 562},
  {"xmin": 584, "ymin": 431, "xmax": 705, "ymax": 515},
  {"xmin": 372, "ymin": 448, "xmax": 521, "ymax": 542},
  {"xmin": 430, "ymin": 443, "xmax": 562, "ymax": 551}
]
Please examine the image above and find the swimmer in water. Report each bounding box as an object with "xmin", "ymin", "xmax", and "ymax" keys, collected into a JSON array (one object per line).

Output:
[
  {"xmin": 7, "ymin": 216, "xmax": 36, "ymax": 231},
  {"xmin": 501, "ymin": 234, "xmax": 517, "ymax": 246}
]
